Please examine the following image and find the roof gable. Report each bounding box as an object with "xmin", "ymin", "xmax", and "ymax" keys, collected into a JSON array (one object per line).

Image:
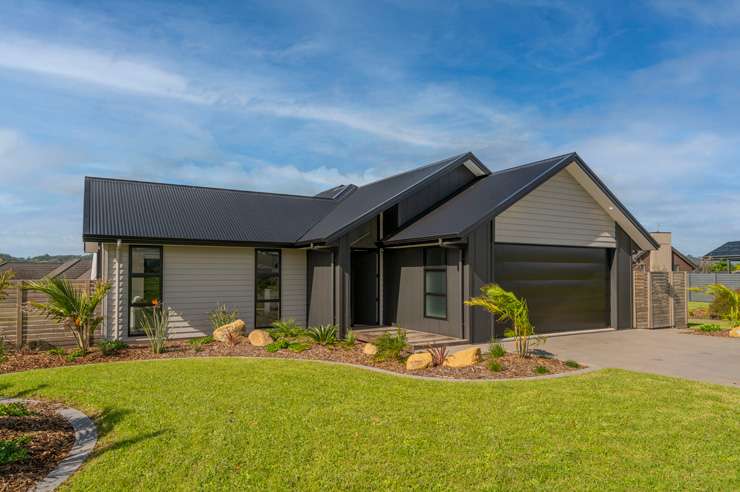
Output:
[{"xmin": 298, "ymin": 153, "xmax": 489, "ymax": 243}]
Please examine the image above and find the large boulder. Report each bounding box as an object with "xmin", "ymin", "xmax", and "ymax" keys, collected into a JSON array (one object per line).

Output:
[
  {"xmin": 443, "ymin": 347, "xmax": 481, "ymax": 368},
  {"xmin": 248, "ymin": 329, "xmax": 273, "ymax": 347},
  {"xmin": 730, "ymin": 326, "xmax": 740, "ymax": 338},
  {"xmin": 405, "ymin": 352, "xmax": 433, "ymax": 371},
  {"xmin": 213, "ymin": 319, "xmax": 246, "ymax": 342},
  {"xmin": 362, "ymin": 343, "xmax": 378, "ymax": 356}
]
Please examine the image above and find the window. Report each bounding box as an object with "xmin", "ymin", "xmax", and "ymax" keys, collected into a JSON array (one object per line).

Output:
[
  {"xmin": 255, "ymin": 249, "xmax": 281, "ymax": 328},
  {"xmin": 424, "ymin": 247, "xmax": 447, "ymax": 319},
  {"xmin": 128, "ymin": 246, "xmax": 162, "ymax": 336}
]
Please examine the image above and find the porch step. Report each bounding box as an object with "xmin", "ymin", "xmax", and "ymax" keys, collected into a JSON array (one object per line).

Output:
[{"xmin": 353, "ymin": 327, "xmax": 468, "ymax": 351}]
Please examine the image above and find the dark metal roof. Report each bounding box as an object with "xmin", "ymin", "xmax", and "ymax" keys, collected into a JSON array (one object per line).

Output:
[
  {"xmin": 83, "ymin": 178, "xmax": 339, "ymax": 245},
  {"xmin": 47, "ymin": 258, "xmax": 93, "ymax": 279},
  {"xmin": 314, "ymin": 184, "xmax": 356, "ymax": 199},
  {"xmin": 299, "ymin": 153, "xmax": 488, "ymax": 243},
  {"xmin": 704, "ymin": 241, "xmax": 740, "ymax": 259},
  {"xmin": 385, "ymin": 152, "xmax": 659, "ymax": 249}
]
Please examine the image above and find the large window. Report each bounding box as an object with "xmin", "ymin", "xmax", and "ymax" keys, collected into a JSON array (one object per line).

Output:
[
  {"xmin": 423, "ymin": 248, "xmax": 447, "ymax": 319},
  {"xmin": 255, "ymin": 249, "xmax": 281, "ymax": 328},
  {"xmin": 129, "ymin": 246, "xmax": 163, "ymax": 336}
]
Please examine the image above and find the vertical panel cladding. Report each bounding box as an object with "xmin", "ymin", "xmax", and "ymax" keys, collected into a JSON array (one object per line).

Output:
[
  {"xmin": 160, "ymin": 245, "xmax": 254, "ymax": 339},
  {"xmin": 397, "ymin": 166, "xmax": 475, "ymax": 226},
  {"xmin": 495, "ymin": 169, "xmax": 617, "ymax": 248},
  {"xmin": 382, "ymin": 247, "xmax": 462, "ymax": 338},
  {"xmin": 281, "ymin": 248, "xmax": 307, "ymax": 327},
  {"xmin": 307, "ymin": 250, "xmax": 334, "ymax": 327},
  {"xmin": 467, "ymin": 220, "xmax": 494, "ymax": 344}
]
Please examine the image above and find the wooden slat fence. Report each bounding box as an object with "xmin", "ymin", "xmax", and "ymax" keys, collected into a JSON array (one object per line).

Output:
[
  {"xmin": 0, "ymin": 280, "xmax": 101, "ymax": 349},
  {"xmin": 633, "ymin": 271, "xmax": 688, "ymax": 329}
]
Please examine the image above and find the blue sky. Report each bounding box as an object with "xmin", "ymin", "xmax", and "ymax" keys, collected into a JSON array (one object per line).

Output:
[{"xmin": 1, "ymin": 0, "xmax": 738, "ymax": 257}]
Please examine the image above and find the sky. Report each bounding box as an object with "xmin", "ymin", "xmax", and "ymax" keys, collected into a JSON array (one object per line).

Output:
[{"xmin": 0, "ymin": 0, "xmax": 738, "ymax": 257}]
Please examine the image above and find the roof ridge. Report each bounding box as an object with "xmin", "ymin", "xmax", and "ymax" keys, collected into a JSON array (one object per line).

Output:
[
  {"xmin": 354, "ymin": 152, "xmax": 469, "ymax": 189},
  {"xmin": 489, "ymin": 152, "xmax": 576, "ymax": 176},
  {"xmin": 85, "ymin": 176, "xmax": 338, "ymax": 201}
]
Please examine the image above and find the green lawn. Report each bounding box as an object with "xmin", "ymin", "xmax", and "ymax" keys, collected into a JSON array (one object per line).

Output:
[
  {"xmin": 1, "ymin": 359, "xmax": 738, "ymax": 491},
  {"xmin": 688, "ymin": 301, "xmax": 732, "ymax": 329}
]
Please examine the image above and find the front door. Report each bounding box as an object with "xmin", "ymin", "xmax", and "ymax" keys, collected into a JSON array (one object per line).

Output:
[{"xmin": 351, "ymin": 250, "xmax": 378, "ymax": 325}]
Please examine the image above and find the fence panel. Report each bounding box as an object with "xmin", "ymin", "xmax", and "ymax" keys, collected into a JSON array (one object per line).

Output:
[
  {"xmin": 688, "ymin": 273, "xmax": 740, "ymax": 302},
  {"xmin": 633, "ymin": 271, "xmax": 688, "ymax": 329},
  {"xmin": 0, "ymin": 280, "xmax": 99, "ymax": 348}
]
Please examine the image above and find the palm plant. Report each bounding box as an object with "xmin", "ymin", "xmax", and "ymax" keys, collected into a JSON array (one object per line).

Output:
[
  {"xmin": 465, "ymin": 284, "xmax": 534, "ymax": 357},
  {"xmin": 307, "ymin": 324, "xmax": 338, "ymax": 345},
  {"xmin": 0, "ymin": 270, "xmax": 14, "ymax": 302},
  {"xmin": 704, "ymin": 284, "xmax": 740, "ymax": 328},
  {"xmin": 24, "ymin": 278, "xmax": 110, "ymax": 354}
]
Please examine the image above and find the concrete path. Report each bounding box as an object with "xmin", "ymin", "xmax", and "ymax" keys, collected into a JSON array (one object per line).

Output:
[{"xmin": 493, "ymin": 329, "xmax": 739, "ymax": 387}]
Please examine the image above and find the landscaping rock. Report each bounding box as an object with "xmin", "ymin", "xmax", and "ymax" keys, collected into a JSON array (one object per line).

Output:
[
  {"xmin": 213, "ymin": 320, "xmax": 246, "ymax": 342},
  {"xmin": 405, "ymin": 352, "xmax": 433, "ymax": 371},
  {"xmin": 362, "ymin": 343, "xmax": 378, "ymax": 356},
  {"xmin": 730, "ymin": 327, "xmax": 740, "ymax": 338},
  {"xmin": 247, "ymin": 329, "xmax": 273, "ymax": 347},
  {"xmin": 443, "ymin": 347, "xmax": 480, "ymax": 368}
]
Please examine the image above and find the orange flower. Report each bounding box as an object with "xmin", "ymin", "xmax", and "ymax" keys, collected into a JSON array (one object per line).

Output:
[{"xmin": 151, "ymin": 298, "xmax": 159, "ymax": 306}]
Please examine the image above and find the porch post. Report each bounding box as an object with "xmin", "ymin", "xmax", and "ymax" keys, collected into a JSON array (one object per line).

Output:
[{"xmin": 335, "ymin": 235, "xmax": 351, "ymax": 337}]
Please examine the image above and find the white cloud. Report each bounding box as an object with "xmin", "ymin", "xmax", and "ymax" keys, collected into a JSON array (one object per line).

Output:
[{"xmin": 651, "ymin": 0, "xmax": 740, "ymax": 26}]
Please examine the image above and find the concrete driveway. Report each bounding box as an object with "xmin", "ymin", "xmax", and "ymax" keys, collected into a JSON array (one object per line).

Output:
[{"xmin": 499, "ymin": 329, "xmax": 739, "ymax": 387}]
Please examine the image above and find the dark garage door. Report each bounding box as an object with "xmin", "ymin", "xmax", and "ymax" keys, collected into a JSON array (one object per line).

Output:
[{"xmin": 494, "ymin": 243, "xmax": 610, "ymax": 335}]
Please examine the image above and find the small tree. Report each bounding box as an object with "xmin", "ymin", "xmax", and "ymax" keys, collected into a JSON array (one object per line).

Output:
[
  {"xmin": 24, "ymin": 278, "xmax": 110, "ymax": 354},
  {"xmin": 0, "ymin": 270, "xmax": 14, "ymax": 302},
  {"xmin": 465, "ymin": 284, "xmax": 535, "ymax": 357},
  {"xmin": 705, "ymin": 284, "xmax": 740, "ymax": 328}
]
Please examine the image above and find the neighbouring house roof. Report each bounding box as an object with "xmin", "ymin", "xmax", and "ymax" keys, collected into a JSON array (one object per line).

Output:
[
  {"xmin": 0, "ymin": 258, "xmax": 92, "ymax": 280},
  {"xmin": 298, "ymin": 153, "xmax": 489, "ymax": 243},
  {"xmin": 671, "ymin": 247, "xmax": 698, "ymax": 270},
  {"xmin": 704, "ymin": 241, "xmax": 740, "ymax": 259},
  {"xmin": 384, "ymin": 153, "xmax": 659, "ymax": 250},
  {"xmin": 83, "ymin": 177, "xmax": 340, "ymax": 245}
]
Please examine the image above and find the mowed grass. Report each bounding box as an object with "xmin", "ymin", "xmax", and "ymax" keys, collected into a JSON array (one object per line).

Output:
[
  {"xmin": 688, "ymin": 301, "xmax": 733, "ymax": 328},
  {"xmin": 1, "ymin": 359, "xmax": 739, "ymax": 491}
]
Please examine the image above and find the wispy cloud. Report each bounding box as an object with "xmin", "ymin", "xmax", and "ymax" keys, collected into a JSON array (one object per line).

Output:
[{"xmin": 650, "ymin": 0, "xmax": 740, "ymax": 26}]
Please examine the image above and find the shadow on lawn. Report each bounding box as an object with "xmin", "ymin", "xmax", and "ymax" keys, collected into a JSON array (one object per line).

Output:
[
  {"xmin": 91, "ymin": 406, "xmax": 171, "ymax": 458},
  {"xmin": 0, "ymin": 382, "xmax": 49, "ymax": 398}
]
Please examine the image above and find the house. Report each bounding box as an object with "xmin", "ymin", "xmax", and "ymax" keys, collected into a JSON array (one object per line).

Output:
[
  {"xmin": 82, "ymin": 152, "xmax": 658, "ymax": 344},
  {"xmin": 0, "ymin": 257, "xmax": 92, "ymax": 280},
  {"xmin": 632, "ymin": 232, "xmax": 697, "ymax": 272},
  {"xmin": 702, "ymin": 241, "xmax": 740, "ymax": 272}
]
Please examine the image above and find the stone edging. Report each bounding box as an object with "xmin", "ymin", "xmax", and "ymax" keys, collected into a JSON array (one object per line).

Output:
[{"xmin": 0, "ymin": 398, "xmax": 97, "ymax": 492}]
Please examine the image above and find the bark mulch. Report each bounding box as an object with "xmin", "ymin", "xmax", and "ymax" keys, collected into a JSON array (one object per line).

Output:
[
  {"xmin": 0, "ymin": 401, "xmax": 75, "ymax": 492},
  {"xmin": 687, "ymin": 328, "xmax": 733, "ymax": 338},
  {"xmin": 0, "ymin": 339, "xmax": 580, "ymax": 380}
]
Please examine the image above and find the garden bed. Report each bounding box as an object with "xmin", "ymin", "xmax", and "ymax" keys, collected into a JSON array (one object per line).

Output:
[
  {"xmin": 0, "ymin": 400, "xmax": 75, "ymax": 492},
  {"xmin": 0, "ymin": 338, "xmax": 581, "ymax": 380},
  {"xmin": 687, "ymin": 328, "xmax": 733, "ymax": 338}
]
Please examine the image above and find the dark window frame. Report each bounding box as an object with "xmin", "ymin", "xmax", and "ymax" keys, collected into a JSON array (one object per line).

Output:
[
  {"xmin": 255, "ymin": 248, "xmax": 282, "ymax": 328},
  {"xmin": 128, "ymin": 245, "xmax": 163, "ymax": 337},
  {"xmin": 423, "ymin": 247, "xmax": 447, "ymax": 320}
]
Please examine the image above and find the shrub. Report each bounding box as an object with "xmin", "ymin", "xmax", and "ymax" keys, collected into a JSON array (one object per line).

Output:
[
  {"xmin": 208, "ymin": 303, "xmax": 239, "ymax": 331},
  {"xmin": 98, "ymin": 339, "xmax": 128, "ymax": 356},
  {"xmin": 307, "ymin": 324, "xmax": 338, "ymax": 345},
  {"xmin": 374, "ymin": 329, "xmax": 408, "ymax": 361},
  {"xmin": 223, "ymin": 330, "xmax": 241, "ymax": 347},
  {"xmin": 23, "ymin": 278, "xmax": 110, "ymax": 355},
  {"xmin": 265, "ymin": 339, "xmax": 290, "ymax": 352},
  {"xmin": 0, "ymin": 402, "xmax": 31, "ymax": 417},
  {"xmin": 696, "ymin": 323, "xmax": 723, "ymax": 332},
  {"xmin": 488, "ymin": 360, "xmax": 503, "ymax": 372},
  {"xmin": 288, "ymin": 342, "xmax": 311, "ymax": 353},
  {"xmin": 534, "ymin": 365, "xmax": 550, "ymax": 375},
  {"xmin": 269, "ymin": 319, "xmax": 306, "ymax": 339},
  {"xmin": 565, "ymin": 360, "xmax": 581, "ymax": 369},
  {"xmin": 140, "ymin": 303, "xmax": 170, "ymax": 354},
  {"xmin": 342, "ymin": 329, "xmax": 357, "ymax": 347},
  {"xmin": 705, "ymin": 284, "xmax": 740, "ymax": 328},
  {"xmin": 427, "ymin": 345, "xmax": 448, "ymax": 367},
  {"xmin": 48, "ymin": 347, "xmax": 66, "ymax": 357},
  {"xmin": 0, "ymin": 436, "xmax": 31, "ymax": 465},
  {"xmin": 188, "ymin": 336, "xmax": 214, "ymax": 347},
  {"xmin": 66, "ymin": 348, "xmax": 85, "ymax": 362},
  {"xmin": 466, "ymin": 284, "xmax": 535, "ymax": 358},
  {"xmin": 0, "ymin": 337, "xmax": 6, "ymax": 364},
  {"xmin": 489, "ymin": 342, "xmax": 506, "ymax": 358}
]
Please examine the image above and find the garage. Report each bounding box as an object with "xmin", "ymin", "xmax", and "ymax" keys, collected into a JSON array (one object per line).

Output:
[{"xmin": 494, "ymin": 243, "xmax": 611, "ymax": 335}]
